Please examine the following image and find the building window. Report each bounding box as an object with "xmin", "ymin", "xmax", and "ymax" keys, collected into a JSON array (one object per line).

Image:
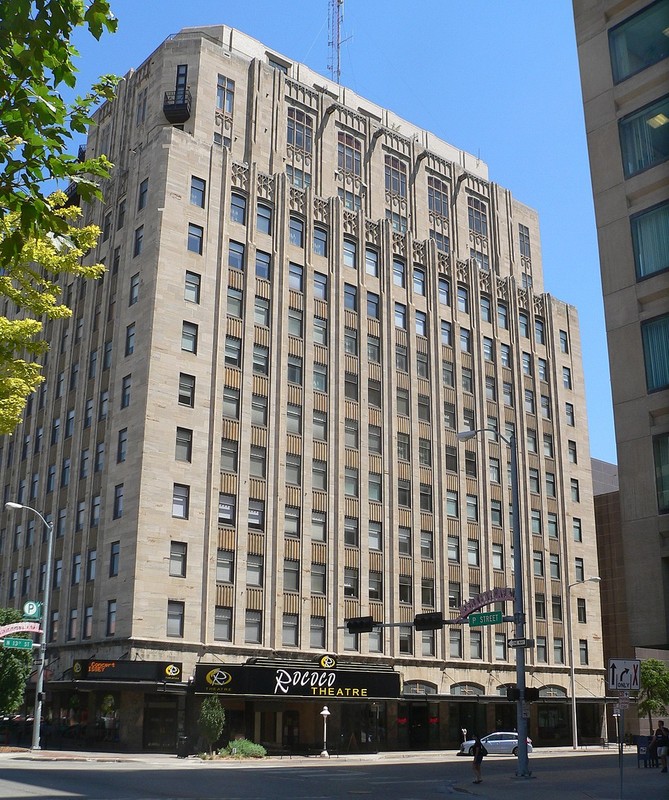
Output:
[
  {"xmin": 106, "ymin": 600, "xmax": 117, "ymax": 636},
  {"xmin": 631, "ymin": 200, "xmax": 669, "ymax": 280},
  {"xmin": 287, "ymin": 107, "xmax": 313, "ymax": 153},
  {"xmin": 282, "ymin": 613, "xmax": 299, "ymax": 647},
  {"xmin": 216, "ymin": 73, "xmax": 235, "ymax": 113},
  {"xmin": 468, "ymin": 196, "xmax": 488, "ymax": 236},
  {"xmin": 495, "ymin": 633, "xmax": 506, "ymax": 661},
  {"xmin": 124, "ymin": 323, "xmax": 135, "ymax": 356},
  {"xmin": 653, "ymin": 432, "xmax": 669, "ymax": 513},
  {"xmin": 550, "ymin": 553, "xmax": 561, "ymax": 580},
  {"xmin": 172, "ymin": 484, "xmax": 190, "ymax": 519},
  {"xmin": 366, "ymin": 248, "xmax": 379, "ymax": 277},
  {"xmin": 313, "ymin": 226, "xmax": 328, "ymax": 257},
  {"xmin": 385, "ymin": 154, "xmax": 407, "ymax": 197},
  {"xmin": 343, "ymin": 283, "xmax": 357, "ymax": 311},
  {"xmin": 450, "ymin": 628, "xmax": 462, "ymax": 658},
  {"xmin": 428, "ymin": 175, "xmax": 449, "ymax": 216},
  {"xmin": 399, "ymin": 575, "xmax": 412, "ymax": 604},
  {"xmin": 178, "ymin": 373, "xmax": 195, "ymax": 407},
  {"xmin": 228, "ymin": 240, "xmax": 245, "ymax": 270},
  {"xmin": 230, "ymin": 192, "xmax": 246, "ymax": 224},
  {"xmin": 187, "ymin": 223, "xmax": 204, "ymax": 254},
  {"xmin": 338, "ymin": 131, "xmax": 362, "ymax": 175},
  {"xmin": 609, "ymin": 1, "xmax": 669, "ymax": 84},
  {"xmin": 289, "ymin": 216, "xmax": 304, "ymax": 248},
  {"xmin": 533, "ymin": 551, "xmax": 544, "ymax": 577},
  {"xmin": 113, "ymin": 485, "xmax": 124, "ymax": 519},
  {"xmin": 245, "ymin": 611, "xmax": 262, "ymax": 644},
  {"xmin": 169, "ymin": 542, "xmax": 187, "ymax": 577},
  {"xmin": 184, "ymin": 270, "xmax": 201, "ymax": 304},
  {"xmin": 344, "ymin": 567, "xmax": 359, "ymax": 598},
  {"xmin": 175, "ymin": 427, "xmax": 193, "ymax": 462},
  {"xmin": 181, "ymin": 322, "xmax": 198, "ymax": 353},
  {"xmin": 191, "ymin": 176, "xmax": 206, "ymax": 208},
  {"xmin": 289, "ymin": 262, "xmax": 303, "ymax": 291},
  {"xmin": 255, "ymin": 250, "xmax": 271, "ymax": 280},
  {"xmin": 216, "ymin": 549, "xmax": 234, "ymax": 584},
  {"xmin": 214, "ymin": 606, "xmax": 232, "ymax": 642},
  {"xmin": 369, "ymin": 571, "xmax": 383, "ymax": 601},
  {"xmin": 117, "ymin": 428, "xmax": 128, "ymax": 463},
  {"xmin": 642, "ymin": 314, "xmax": 669, "ymax": 391},
  {"xmin": 620, "ymin": 95, "xmax": 669, "ymax": 177},
  {"xmin": 167, "ymin": 600, "xmax": 184, "ymax": 638}
]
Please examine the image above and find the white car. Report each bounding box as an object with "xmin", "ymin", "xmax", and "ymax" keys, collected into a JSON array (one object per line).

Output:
[{"xmin": 459, "ymin": 731, "xmax": 533, "ymax": 756}]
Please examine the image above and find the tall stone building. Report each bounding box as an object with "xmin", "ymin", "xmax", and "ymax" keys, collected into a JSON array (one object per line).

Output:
[
  {"xmin": 573, "ymin": 0, "xmax": 669, "ymax": 654},
  {"xmin": 0, "ymin": 24, "xmax": 604, "ymax": 751}
]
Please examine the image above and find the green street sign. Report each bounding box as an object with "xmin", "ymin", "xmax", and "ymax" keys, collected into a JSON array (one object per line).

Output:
[
  {"xmin": 469, "ymin": 611, "xmax": 503, "ymax": 627},
  {"xmin": 3, "ymin": 637, "xmax": 34, "ymax": 650}
]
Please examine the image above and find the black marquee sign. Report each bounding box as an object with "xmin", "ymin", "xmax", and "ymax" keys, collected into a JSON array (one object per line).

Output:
[
  {"xmin": 194, "ymin": 662, "xmax": 400, "ymax": 699},
  {"xmin": 72, "ymin": 659, "xmax": 183, "ymax": 683}
]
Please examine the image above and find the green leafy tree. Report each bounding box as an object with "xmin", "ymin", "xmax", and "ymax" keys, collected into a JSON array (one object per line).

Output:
[
  {"xmin": 0, "ymin": 193, "xmax": 105, "ymax": 434},
  {"xmin": 198, "ymin": 695, "xmax": 226, "ymax": 754},
  {"xmin": 0, "ymin": 608, "xmax": 33, "ymax": 714},
  {"xmin": 638, "ymin": 658, "xmax": 669, "ymax": 730},
  {"xmin": 0, "ymin": 0, "xmax": 118, "ymax": 434}
]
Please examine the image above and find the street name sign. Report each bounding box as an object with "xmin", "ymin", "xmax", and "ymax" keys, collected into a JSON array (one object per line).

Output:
[
  {"xmin": 508, "ymin": 637, "xmax": 535, "ymax": 648},
  {"xmin": 608, "ymin": 658, "xmax": 640, "ymax": 690},
  {"xmin": 469, "ymin": 611, "xmax": 503, "ymax": 627},
  {"xmin": 3, "ymin": 637, "xmax": 33, "ymax": 650}
]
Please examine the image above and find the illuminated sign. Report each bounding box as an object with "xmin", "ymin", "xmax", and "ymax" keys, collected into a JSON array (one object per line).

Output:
[
  {"xmin": 194, "ymin": 663, "xmax": 400, "ymax": 699},
  {"xmin": 73, "ymin": 659, "xmax": 183, "ymax": 683}
]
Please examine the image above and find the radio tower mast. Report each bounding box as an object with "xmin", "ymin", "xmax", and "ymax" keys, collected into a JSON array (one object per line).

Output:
[{"xmin": 328, "ymin": 0, "xmax": 344, "ymax": 84}]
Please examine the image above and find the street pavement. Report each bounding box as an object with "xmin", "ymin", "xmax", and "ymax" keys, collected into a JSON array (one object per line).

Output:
[{"xmin": 0, "ymin": 745, "xmax": 665, "ymax": 799}]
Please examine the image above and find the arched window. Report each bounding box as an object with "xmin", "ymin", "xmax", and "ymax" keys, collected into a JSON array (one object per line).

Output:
[
  {"xmin": 450, "ymin": 682, "xmax": 484, "ymax": 696},
  {"xmin": 403, "ymin": 680, "xmax": 437, "ymax": 695}
]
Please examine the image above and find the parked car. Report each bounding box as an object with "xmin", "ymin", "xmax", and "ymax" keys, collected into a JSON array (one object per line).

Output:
[{"xmin": 459, "ymin": 731, "xmax": 533, "ymax": 756}]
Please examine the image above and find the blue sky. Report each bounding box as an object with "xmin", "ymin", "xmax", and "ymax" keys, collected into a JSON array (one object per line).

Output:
[{"xmin": 71, "ymin": 1, "xmax": 616, "ymax": 462}]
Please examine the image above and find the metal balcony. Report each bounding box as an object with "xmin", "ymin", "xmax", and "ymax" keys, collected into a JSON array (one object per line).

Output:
[{"xmin": 163, "ymin": 89, "xmax": 191, "ymax": 124}]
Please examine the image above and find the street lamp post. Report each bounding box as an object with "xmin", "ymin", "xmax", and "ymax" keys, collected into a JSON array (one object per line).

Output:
[
  {"xmin": 320, "ymin": 705, "xmax": 331, "ymax": 758},
  {"xmin": 5, "ymin": 502, "xmax": 54, "ymax": 751},
  {"xmin": 457, "ymin": 428, "xmax": 531, "ymax": 777},
  {"xmin": 567, "ymin": 576, "xmax": 601, "ymax": 750}
]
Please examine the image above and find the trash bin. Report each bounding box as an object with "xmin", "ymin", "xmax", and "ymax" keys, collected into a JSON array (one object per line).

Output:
[{"xmin": 177, "ymin": 735, "xmax": 189, "ymax": 758}]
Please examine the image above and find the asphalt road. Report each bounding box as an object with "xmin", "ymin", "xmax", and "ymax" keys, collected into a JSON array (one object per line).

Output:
[{"xmin": 0, "ymin": 748, "xmax": 664, "ymax": 799}]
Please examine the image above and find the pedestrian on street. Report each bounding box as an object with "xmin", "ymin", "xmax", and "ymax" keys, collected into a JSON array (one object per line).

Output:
[
  {"xmin": 472, "ymin": 734, "xmax": 485, "ymax": 784},
  {"xmin": 649, "ymin": 720, "xmax": 668, "ymax": 773}
]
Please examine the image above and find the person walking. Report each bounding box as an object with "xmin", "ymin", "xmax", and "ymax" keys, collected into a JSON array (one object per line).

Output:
[
  {"xmin": 472, "ymin": 734, "xmax": 486, "ymax": 784},
  {"xmin": 650, "ymin": 720, "xmax": 668, "ymax": 773}
]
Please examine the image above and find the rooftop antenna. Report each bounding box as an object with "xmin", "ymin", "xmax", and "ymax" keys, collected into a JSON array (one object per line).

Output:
[{"xmin": 328, "ymin": 0, "xmax": 344, "ymax": 83}]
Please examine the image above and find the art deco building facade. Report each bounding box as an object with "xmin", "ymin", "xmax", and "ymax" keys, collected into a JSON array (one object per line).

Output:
[
  {"xmin": 0, "ymin": 25, "xmax": 604, "ymax": 751},
  {"xmin": 573, "ymin": 0, "xmax": 669, "ymax": 653}
]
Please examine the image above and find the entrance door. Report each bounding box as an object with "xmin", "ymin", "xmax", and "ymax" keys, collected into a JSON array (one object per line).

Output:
[
  {"xmin": 408, "ymin": 704, "xmax": 429, "ymax": 748},
  {"xmin": 143, "ymin": 696, "xmax": 178, "ymax": 751}
]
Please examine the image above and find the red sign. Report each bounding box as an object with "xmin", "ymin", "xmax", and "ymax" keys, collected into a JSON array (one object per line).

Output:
[{"xmin": 0, "ymin": 622, "xmax": 41, "ymax": 637}]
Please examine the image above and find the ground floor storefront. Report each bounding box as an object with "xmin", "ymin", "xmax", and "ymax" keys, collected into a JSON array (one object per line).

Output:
[{"xmin": 16, "ymin": 654, "xmax": 607, "ymax": 754}]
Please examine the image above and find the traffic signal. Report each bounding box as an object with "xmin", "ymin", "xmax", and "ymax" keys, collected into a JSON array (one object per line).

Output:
[
  {"xmin": 414, "ymin": 612, "xmax": 444, "ymax": 631},
  {"xmin": 346, "ymin": 616, "xmax": 375, "ymax": 634},
  {"xmin": 525, "ymin": 687, "xmax": 540, "ymax": 702}
]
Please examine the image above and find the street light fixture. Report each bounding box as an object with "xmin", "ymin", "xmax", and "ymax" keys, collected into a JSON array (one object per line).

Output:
[
  {"xmin": 567, "ymin": 576, "xmax": 601, "ymax": 750},
  {"xmin": 4, "ymin": 501, "xmax": 54, "ymax": 751},
  {"xmin": 320, "ymin": 705, "xmax": 331, "ymax": 758},
  {"xmin": 456, "ymin": 428, "xmax": 531, "ymax": 777}
]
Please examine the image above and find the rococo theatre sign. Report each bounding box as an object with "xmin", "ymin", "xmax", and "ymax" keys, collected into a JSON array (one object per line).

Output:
[{"xmin": 194, "ymin": 658, "xmax": 401, "ymax": 699}]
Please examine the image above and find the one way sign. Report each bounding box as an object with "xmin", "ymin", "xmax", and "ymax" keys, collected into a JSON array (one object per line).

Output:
[{"xmin": 608, "ymin": 658, "xmax": 640, "ymax": 690}]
